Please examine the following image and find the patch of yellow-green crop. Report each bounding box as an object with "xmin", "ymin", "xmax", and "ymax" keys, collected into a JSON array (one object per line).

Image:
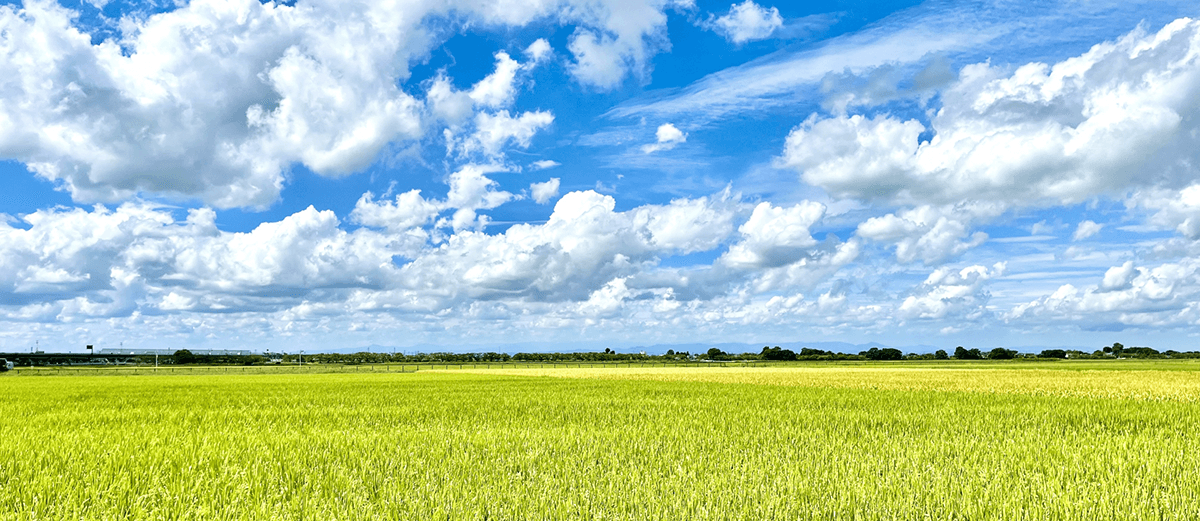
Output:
[
  {"xmin": 2, "ymin": 368, "xmax": 1198, "ymax": 520},
  {"xmin": 449, "ymin": 361, "xmax": 1200, "ymax": 401}
]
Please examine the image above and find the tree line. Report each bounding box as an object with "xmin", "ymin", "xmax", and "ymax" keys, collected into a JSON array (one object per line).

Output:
[{"xmin": 154, "ymin": 342, "xmax": 1200, "ymax": 365}]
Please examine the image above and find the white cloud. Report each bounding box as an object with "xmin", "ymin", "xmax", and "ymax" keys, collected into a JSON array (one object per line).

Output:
[
  {"xmin": 0, "ymin": 0, "xmax": 680, "ymax": 208},
  {"xmin": 351, "ymin": 164, "xmax": 515, "ymax": 233},
  {"xmin": 577, "ymin": 277, "xmax": 634, "ymax": 317},
  {"xmin": 640, "ymin": 123, "xmax": 687, "ymax": 153},
  {"xmin": 898, "ymin": 262, "xmax": 1005, "ymax": 320},
  {"xmin": 0, "ymin": 0, "xmax": 431, "ymax": 208},
  {"xmin": 469, "ymin": 51, "xmax": 523, "ymax": 109},
  {"xmin": 562, "ymin": 0, "xmax": 675, "ymax": 90},
  {"xmin": 1100, "ymin": 261, "xmax": 1137, "ymax": 292},
  {"xmin": 722, "ymin": 201, "xmax": 825, "ymax": 269},
  {"xmin": 427, "ymin": 48, "xmax": 559, "ymax": 162},
  {"xmin": 738, "ymin": 239, "xmax": 860, "ymax": 294},
  {"xmin": 529, "ymin": 160, "xmax": 561, "ymax": 170},
  {"xmin": 443, "ymin": 165, "xmax": 517, "ymax": 230},
  {"xmin": 1030, "ymin": 220, "xmax": 1056, "ymax": 236},
  {"xmin": 1073, "ymin": 220, "xmax": 1104, "ymax": 241},
  {"xmin": 782, "ymin": 19, "xmax": 1200, "ymax": 208},
  {"xmin": 781, "ymin": 114, "xmax": 924, "ymax": 199},
  {"xmin": 448, "ymin": 110, "xmax": 555, "ymax": 159},
  {"xmin": 350, "ymin": 190, "xmax": 441, "ymax": 232},
  {"xmin": 608, "ymin": 0, "xmax": 1006, "ymax": 121},
  {"xmin": 567, "ymin": 29, "xmax": 629, "ymax": 90},
  {"xmin": 374, "ymin": 190, "xmax": 739, "ymax": 308},
  {"xmin": 427, "ymin": 75, "xmax": 475, "ymax": 126},
  {"xmin": 709, "ymin": 1, "xmax": 783, "ymax": 44},
  {"xmin": 1132, "ymin": 184, "xmax": 1200, "ymax": 239},
  {"xmin": 0, "ymin": 203, "xmax": 407, "ymax": 321},
  {"xmin": 714, "ymin": 201, "xmax": 861, "ymax": 294},
  {"xmin": 855, "ymin": 205, "xmax": 994, "ymax": 265},
  {"xmin": 634, "ymin": 191, "xmax": 739, "ymax": 253},
  {"xmin": 1007, "ymin": 258, "xmax": 1200, "ymax": 328},
  {"xmin": 525, "ymin": 38, "xmax": 552, "ymax": 63},
  {"xmin": 530, "ymin": 178, "xmax": 561, "ymax": 204}
]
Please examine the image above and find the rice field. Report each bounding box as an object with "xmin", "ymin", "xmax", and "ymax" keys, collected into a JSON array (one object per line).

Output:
[{"xmin": 2, "ymin": 361, "xmax": 1199, "ymax": 520}]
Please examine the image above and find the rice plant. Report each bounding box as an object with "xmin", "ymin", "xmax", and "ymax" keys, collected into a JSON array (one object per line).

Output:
[{"xmin": 1, "ymin": 364, "xmax": 1197, "ymax": 520}]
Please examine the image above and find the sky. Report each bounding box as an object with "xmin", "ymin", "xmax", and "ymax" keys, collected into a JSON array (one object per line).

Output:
[{"xmin": 3, "ymin": 0, "xmax": 1200, "ymax": 353}]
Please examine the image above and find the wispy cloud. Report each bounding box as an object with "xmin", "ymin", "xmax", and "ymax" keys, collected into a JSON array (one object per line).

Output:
[
  {"xmin": 607, "ymin": 2, "xmax": 1003, "ymax": 121},
  {"xmin": 606, "ymin": 0, "xmax": 1196, "ymax": 123}
]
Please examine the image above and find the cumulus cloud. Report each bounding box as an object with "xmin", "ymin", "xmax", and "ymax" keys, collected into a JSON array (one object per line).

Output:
[
  {"xmin": 1007, "ymin": 258, "xmax": 1200, "ymax": 329},
  {"xmin": 350, "ymin": 190, "xmax": 441, "ymax": 232},
  {"xmin": 351, "ymin": 164, "xmax": 516, "ymax": 233},
  {"xmin": 530, "ymin": 178, "xmax": 561, "ymax": 204},
  {"xmin": 898, "ymin": 262, "xmax": 1005, "ymax": 320},
  {"xmin": 525, "ymin": 38, "xmax": 552, "ymax": 63},
  {"xmin": 714, "ymin": 201, "xmax": 862, "ymax": 293},
  {"xmin": 708, "ymin": 1, "xmax": 783, "ymax": 44},
  {"xmin": 577, "ymin": 277, "xmax": 634, "ymax": 317},
  {"xmin": 1133, "ymin": 184, "xmax": 1200, "ymax": 239},
  {"xmin": 855, "ymin": 204, "xmax": 995, "ymax": 264},
  {"xmin": 634, "ymin": 190, "xmax": 739, "ymax": 253},
  {"xmin": 563, "ymin": 0, "xmax": 678, "ymax": 90},
  {"xmin": 443, "ymin": 165, "xmax": 518, "ymax": 230},
  {"xmin": 423, "ymin": 48, "xmax": 561, "ymax": 163},
  {"xmin": 781, "ymin": 19, "xmax": 1200, "ymax": 208},
  {"xmin": 1100, "ymin": 261, "xmax": 1137, "ymax": 292},
  {"xmin": 722, "ymin": 201, "xmax": 825, "ymax": 269},
  {"xmin": 469, "ymin": 51, "xmax": 524, "ymax": 109},
  {"xmin": 427, "ymin": 75, "xmax": 476, "ymax": 126},
  {"xmin": 0, "ymin": 203, "xmax": 405, "ymax": 321},
  {"xmin": 0, "ymin": 0, "xmax": 429, "ymax": 208},
  {"xmin": 448, "ymin": 110, "xmax": 555, "ymax": 159},
  {"xmin": 0, "ymin": 0, "xmax": 680, "ymax": 208},
  {"xmin": 1073, "ymin": 220, "xmax": 1104, "ymax": 241},
  {"xmin": 529, "ymin": 160, "xmax": 561, "ymax": 170},
  {"xmin": 376, "ymin": 189, "xmax": 742, "ymax": 308},
  {"xmin": 641, "ymin": 123, "xmax": 687, "ymax": 153},
  {"xmin": 0, "ymin": 187, "xmax": 746, "ymax": 326}
]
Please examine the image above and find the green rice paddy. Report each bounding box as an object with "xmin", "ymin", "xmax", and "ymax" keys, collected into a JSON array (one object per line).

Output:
[{"xmin": 2, "ymin": 361, "xmax": 1198, "ymax": 519}]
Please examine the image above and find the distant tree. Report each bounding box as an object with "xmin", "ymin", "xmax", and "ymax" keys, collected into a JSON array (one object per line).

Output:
[
  {"xmin": 705, "ymin": 347, "xmax": 728, "ymax": 360},
  {"xmin": 173, "ymin": 349, "xmax": 196, "ymax": 364},
  {"xmin": 604, "ymin": 348, "xmax": 613, "ymax": 354},
  {"xmin": 760, "ymin": 346, "xmax": 797, "ymax": 361},
  {"xmin": 244, "ymin": 355, "xmax": 266, "ymax": 365},
  {"xmin": 954, "ymin": 346, "xmax": 983, "ymax": 360},
  {"xmin": 934, "ymin": 349, "xmax": 949, "ymax": 360},
  {"xmin": 1039, "ymin": 349, "xmax": 1067, "ymax": 359},
  {"xmin": 1122, "ymin": 346, "xmax": 1160, "ymax": 358},
  {"xmin": 666, "ymin": 349, "xmax": 675, "ymax": 356},
  {"xmin": 862, "ymin": 347, "xmax": 903, "ymax": 360},
  {"xmin": 1111, "ymin": 342, "xmax": 1124, "ymax": 356},
  {"xmin": 987, "ymin": 347, "xmax": 1016, "ymax": 360}
]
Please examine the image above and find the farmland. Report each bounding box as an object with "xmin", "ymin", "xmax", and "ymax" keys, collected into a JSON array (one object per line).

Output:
[{"xmin": 2, "ymin": 361, "xmax": 1199, "ymax": 520}]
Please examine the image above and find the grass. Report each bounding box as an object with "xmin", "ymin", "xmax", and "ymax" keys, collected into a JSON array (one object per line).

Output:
[{"xmin": 2, "ymin": 361, "xmax": 1198, "ymax": 519}]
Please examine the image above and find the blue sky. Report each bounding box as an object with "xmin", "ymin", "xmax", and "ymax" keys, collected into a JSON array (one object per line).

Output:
[{"xmin": 3, "ymin": 0, "xmax": 1200, "ymax": 353}]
